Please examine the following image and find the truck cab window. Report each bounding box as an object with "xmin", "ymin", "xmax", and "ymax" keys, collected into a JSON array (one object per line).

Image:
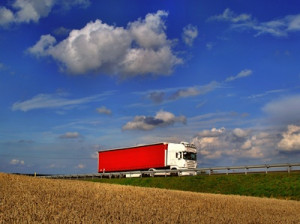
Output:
[{"xmin": 183, "ymin": 152, "xmax": 197, "ymax": 161}]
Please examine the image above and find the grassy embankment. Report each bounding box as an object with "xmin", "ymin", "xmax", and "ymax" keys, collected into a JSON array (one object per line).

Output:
[{"xmin": 86, "ymin": 172, "xmax": 300, "ymax": 200}]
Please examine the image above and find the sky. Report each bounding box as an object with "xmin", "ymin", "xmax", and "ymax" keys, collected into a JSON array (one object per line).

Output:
[{"xmin": 1, "ymin": 0, "xmax": 300, "ymax": 174}]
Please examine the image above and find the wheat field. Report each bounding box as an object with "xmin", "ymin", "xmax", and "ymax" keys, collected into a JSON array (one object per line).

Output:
[{"xmin": 1, "ymin": 173, "xmax": 300, "ymax": 223}]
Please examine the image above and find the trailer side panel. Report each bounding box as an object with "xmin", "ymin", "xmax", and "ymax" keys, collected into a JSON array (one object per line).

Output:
[{"xmin": 98, "ymin": 143, "xmax": 167, "ymax": 172}]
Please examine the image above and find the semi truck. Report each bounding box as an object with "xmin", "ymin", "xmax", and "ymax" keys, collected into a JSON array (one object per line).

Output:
[{"xmin": 98, "ymin": 142, "xmax": 197, "ymax": 176}]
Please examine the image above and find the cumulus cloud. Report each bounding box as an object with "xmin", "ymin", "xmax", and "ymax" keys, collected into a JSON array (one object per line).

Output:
[
  {"xmin": 0, "ymin": 0, "xmax": 54, "ymax": 26},
  {"xmin": 191, "ymin": 127, "xmax": 278, "ymax": 162},
  {"xmin": 209, "ymin": 8, "xmax": 300, "ymax": 37},
  {"xmin": 0, "ymin": 6, "xmax": 14, "ymax": 26},
  {"xmin": 12, "ymin": 92, "xmax": 112, "ymax": 112},
  {"xmin": 96, "ymin": 106, "xmax": 111, "ymax": 115},
  {"xmin": 123, "ymin": 110, "xmax": 186, "ymax": 131},
  {"xmin": 129, "ymin": 10, "xmax": 169, "ymax": 49},
  {"xmin": 10, "ymin": 159, "xmax": 25, "ymax": 165},
  {"xmin": 0, "ymin": 0, "xmax": 90, "ymax": 27},
  {"xmin": 232, "ymin": 128, "xmax": 248, "ymax": 138},
  {"xmin": 28, "ymin": 10, "xmax": 182, "ymax": 77},
  {"xmin": 59, "ymin": 132, "xmax": 80, "ymax": 139},
  {"xmin": 27, "ymin": 34, "xmax": 56, "ymax": 57},
  {"xmin": 182, "ymin": 24, "xmax": 198, "ymax": 46},
  {"xmin": 278, "ymin": 125, "xmax": 300, "ymax": 152},
  {"xmin": 262, "ymin": 95, "xmax": 300, "ymax": 125},
  {"xmin": 225, "ymin": 69, "xmax": 252, "ymax": 82}
]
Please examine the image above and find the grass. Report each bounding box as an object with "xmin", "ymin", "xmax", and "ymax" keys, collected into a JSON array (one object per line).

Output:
[
  {"xmin": 85, "ymin": 172, "xmax": 300, "ymax": 200},
  {"xmin": 1, "ymin": 173, "xmax": 300, "ymax": 223}
]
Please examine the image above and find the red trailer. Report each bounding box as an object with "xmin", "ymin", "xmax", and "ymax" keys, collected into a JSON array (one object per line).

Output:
[{"xmin": 98, "ymin": 142, "xmax": 197, "ymax": 173}]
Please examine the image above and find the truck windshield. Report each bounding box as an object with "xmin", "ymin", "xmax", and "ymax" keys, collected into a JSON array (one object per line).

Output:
[{"xmin": 183, "ymin": 152, "xmax": 197, "ymax": 161}]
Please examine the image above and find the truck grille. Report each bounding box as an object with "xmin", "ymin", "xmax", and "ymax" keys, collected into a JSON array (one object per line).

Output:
[{"xmin": 187, "ymin": 161, "xmax": 196, "ymax": 169}]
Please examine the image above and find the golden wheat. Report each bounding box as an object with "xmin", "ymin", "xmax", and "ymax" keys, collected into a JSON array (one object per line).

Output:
[{"xmin": 0, "ymin": 173, "xmax": 300, "ymax": 224}]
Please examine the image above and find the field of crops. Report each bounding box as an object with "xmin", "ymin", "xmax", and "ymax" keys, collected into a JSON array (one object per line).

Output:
[{"xmin": 1, "ymin": 173, "xmax": 300, "ymax": 223}]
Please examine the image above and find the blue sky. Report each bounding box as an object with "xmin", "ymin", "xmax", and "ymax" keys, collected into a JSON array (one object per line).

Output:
[{"xmin": 1, "ymin": 0, "xmax": 300, "ymax": 174}]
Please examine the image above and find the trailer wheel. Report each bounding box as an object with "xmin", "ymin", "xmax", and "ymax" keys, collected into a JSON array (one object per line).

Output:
[
  {"xmin": 171, "ymin": 168, "xmax": 178, "ymax": 177},
  {"xmin": 149, "ymin": 168, "xmax": 155, "ymax": 177}
]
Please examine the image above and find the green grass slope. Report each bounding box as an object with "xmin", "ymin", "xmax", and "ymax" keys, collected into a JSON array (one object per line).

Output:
[{"xmin": 86, "ymin": 173, "xmax": 300, "ymax": 200}]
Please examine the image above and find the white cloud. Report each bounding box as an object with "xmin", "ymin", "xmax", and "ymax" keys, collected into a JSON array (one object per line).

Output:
[
  {"xmin": 206, "ymin": 42, "xmax": 214, "ymax": 50},
  {"xmin": 0, "ymin": 0, "xmax": 54, "ymax": 26},
  {"xmin": 12, "ymin": 92, "xmax": 112, "ymax": 112},
  {"xmin": 182, "ymin": 24, "xmax": 198, "ymax": 46},
  {"xmin": 10, "ymin": 159, "xmax": 25, "ymax": 165},
  {"xmin": 0, "ymin": 7, "xmax": 14, "ymax": 26},
  {"xmin": 209, "ymin": 8, "xmax": 300, "ymax": 37},
  {"xmin": 170, "ymin": 87, "xmax": 200, "ymax": 99},
  {"xmin": 287, "ymin": 14, "xmax": 300, "ymax": 31},
  {"xmin": 147, "ymin": 81, "xmax": 220, "ymax": 103},
  {"xmin": 191, "ymin": 127, "xmax": 277, "ymax": 161},
  {"xmin": 123, "ymin": 110, "xmax": 186, "ymax": 131},
  {"xmin": 171, "ymin": 81, "xmax": 220, "ymax": 100},
  {"xmin": 96, "ymin": 106, "xmax": 111, "ymax": 115},
  {"xmin": 27, "ymin": 34, "xmax": 56, "ymax": 57},
  {"xmin": 0, "ymin": 62, "xmax": 5, "ymax": 70},
  {"xmin": 52, "ymin": 26, "xmax": 71, "ymax": 37},
  {"xmin": 209, "ymin": 8, "xmax": 252, "ymax": 23},
  {"xmin": 91, "ymin": 151, "xmax": 98, "ymax": 159},
  {"xmin": 225, "ymin": 69, "xmax": 252, "ymax": 82},
  {"xmin": 262, "ymin": 95, "xmax": 300, "ymax": 125},
  {"xmin": 76, "ymin": 164, "xmax": 85, "ymax": 169},
  {"xmin": 59, "ymin": 0, "xmax": 90, "ymax": 10},
  {"xmin": 0, "ymin": 0, "xmax": 90, "ymax": 27},
  {"xmin": 232, "ymin": 128, "xmax": 248, "ymax": 138},
  {"xmin": 14, "ymin": 0, "xmax": 54, "ymax": 23},
  {"xmin": 59, "ymin": 132, "xmax": 80, "ymax": 139},
  {"xmin": 129, "ymin": 10, "xmax": 169, "ymax": 49},
  {"xmin": 147, "ymin": 91, "xmax": 165, "ymax": 104},
  {"xmin": 28, "ymin": 10, "xmax": 182, "ymax": 77},
  {"xmin": 278, "ymin": 125, "xmax": 300, "ymax": 152},
  {"xmin": 247, "ymin": 88, "xmax": 286, "ymax": 99}
]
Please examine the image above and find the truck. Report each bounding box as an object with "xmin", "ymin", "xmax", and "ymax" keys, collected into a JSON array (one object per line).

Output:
[{"xmin": 98, "ymin": 142, "xmax": 197, "ymax": 176}]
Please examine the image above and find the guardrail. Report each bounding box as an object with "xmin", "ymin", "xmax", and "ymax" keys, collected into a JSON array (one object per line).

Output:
[{"xmin": 40, "ymin": 162, "xmax": 300, "ymax": 179}]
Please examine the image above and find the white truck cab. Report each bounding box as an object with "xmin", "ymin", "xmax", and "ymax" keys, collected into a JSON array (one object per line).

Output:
[{"xmin": 166, "ymin": 142, "xmax": 197, "ymax": 175}]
